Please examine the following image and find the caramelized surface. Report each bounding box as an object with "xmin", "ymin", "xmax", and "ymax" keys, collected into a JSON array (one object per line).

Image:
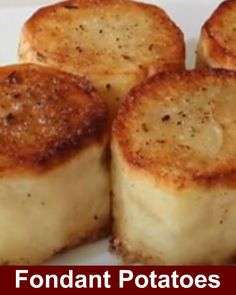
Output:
[
  {"xmin": 197, "ymin": 0, "xmax": 236, "ymax": 69},
  {"xmin": 113, "ymin": 69, "xmax": 236, "ymax": 188},
  {"xmin": 19, "ymin": 0, "xmax": 185, "ymax": 117},
  {"xmin": 0, "ymin": 64, "xmax": 107, "ymax": 174},
  {"xmin": 205, "ymin": 0, "xmax": 236, "ymax": 53}
]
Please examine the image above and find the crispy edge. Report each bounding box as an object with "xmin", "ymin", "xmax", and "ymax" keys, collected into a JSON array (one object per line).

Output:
[
  {"xmin": 196, "ymin": 0, "xmax": 236, "ymax": 69},
  {"xmin": 111, "ymin": 233, "xmax": 236, "ymax": 265},
  {"xmin": 112, "ymin": 69, "xmax": 236, "ymax": 190},
  {"xmin": 19, "ymin": 0, "xmax": 185, "ymax": 70},
  {"xmin": 0, "ymin": 63, "xmax": 108, "ymax": 176}
]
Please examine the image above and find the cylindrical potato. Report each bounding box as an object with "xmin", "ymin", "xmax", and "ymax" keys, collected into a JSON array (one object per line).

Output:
[
  {"xmin": 18, "ymin": 0, "xmax": 185, "ymax": 120},
  {"xmin": 112, "ymin": 69, "xmax": 236, "ymax": 265},
  {"xmin": 197, "ymin": 0, "xmax": 236, "ymax": 70},
  {"xmin": 0, "ymin": 64, "xmax": 109, "ymax": 265}
]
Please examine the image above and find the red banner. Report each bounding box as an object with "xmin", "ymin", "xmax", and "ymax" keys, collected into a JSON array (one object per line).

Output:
[{"xmin": 0, "ymin": 266, "xmax": 234, "ymax": 294}]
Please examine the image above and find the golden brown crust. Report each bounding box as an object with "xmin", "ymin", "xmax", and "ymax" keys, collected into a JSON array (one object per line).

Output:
[
  {"xmin": 20, "ymin": 0, "xmax": 185, "ymax": 72},
  {"xmin": 113, "ymin": 69, "xmax": 236, "ymax": 189},
  {"xmin": 112, "ymin": 235, "xmax": 236, "ymax": 265},
  {"xmin": 111, "ymin": 237, "xmax": 144, "ymax": 265},
  {"xmin": 0, "ymin": 63, "xmax": 107, "ymax": 175},
  {"xmin": 19, "ymin": 0, "xmax": 185, "ymax": 119},
  {"xmin": 21, "ymin": 0, "xmax": 185, "ymax": 71},
  {"xmin": 197, "ymin": 0, "xmax": 236, "ymax": 69}
]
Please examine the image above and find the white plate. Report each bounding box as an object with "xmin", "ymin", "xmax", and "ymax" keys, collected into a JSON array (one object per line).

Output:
[{"xmin": 0, "ymin": 0, "xmax": 223, "ymax": 265}]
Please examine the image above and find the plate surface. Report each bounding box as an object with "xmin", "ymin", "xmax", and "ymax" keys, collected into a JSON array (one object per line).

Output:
[{"xmin": 0, "ymin": 0, "xmax": 223, "ymax": 265}]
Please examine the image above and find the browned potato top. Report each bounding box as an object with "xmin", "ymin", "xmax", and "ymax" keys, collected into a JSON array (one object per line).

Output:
[
  {"xmin": 113, "ymin": 69, "xmax": 236, "ymax": 189},
  {"xmin": 0, "ymin": 64, "xmax": 107, "ymax": 174}
]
